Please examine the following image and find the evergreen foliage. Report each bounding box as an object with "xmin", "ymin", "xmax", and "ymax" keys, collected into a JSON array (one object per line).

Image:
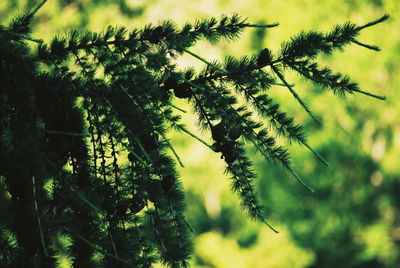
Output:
[{"xmin": 0, "ymin": 1, "xmax": 388, "ymax": 266}]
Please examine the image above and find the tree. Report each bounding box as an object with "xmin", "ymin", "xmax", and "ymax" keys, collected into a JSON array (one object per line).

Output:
[{"xmin": 0, "ymin": 0, "xmax": 388, "ymax": 266}]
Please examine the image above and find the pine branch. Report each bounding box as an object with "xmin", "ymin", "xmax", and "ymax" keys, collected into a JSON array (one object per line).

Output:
[{"xmin": 0, "ymin": 7, "xmax": 388, "ymax": 266}]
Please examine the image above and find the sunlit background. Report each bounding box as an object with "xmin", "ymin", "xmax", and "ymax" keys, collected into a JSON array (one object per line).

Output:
[{"xmin": 1, "ymin": 0, "xmax": 399, "ymax": 267}]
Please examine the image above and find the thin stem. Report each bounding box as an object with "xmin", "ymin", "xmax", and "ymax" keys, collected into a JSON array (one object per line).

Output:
[
  {"xmin": 175, "ymin": 124, "xmax": 214, "ymax": 150},
  {"xmin": 72, "ymin": 232, "xmax": 130, "ymax": 265},
  {"xmin": 31, "ymin": 176, "xmax": 49, "ymax": 257},
  {"xmin": 355, "ymin": 14, "xmax": 389, "ymax": 31},
  {"xmin": 44, "ymin": 129, "xmax": 88, "ymax": 137},
  {"xmin": 284, "ymin": 165, "xmax": 315, "ymax": 193},
  {"xmin": 303, "ymin": 143, "xmax": 329, "ymax": 166},
  {"xmin": 242, "ymin": 23, "xmax": 279, "ymax": 28},
  {"xmin": 351, "ymin": 87, "xmax": 386, "ymax": 100},
  {"xmin": 169, "ymin": 103, "xmax": 187, "ymax": 113},
  {"xmin": 163, "ymin": 137, "xmax": 185, "ymax": 167},
  {"xmin": 351, "ymin": 39, "xmax": 380, "ymax": 51},
  {"xmin": 30, "ymin": 0, "xmax": 48, "ymax": 17},
  {"xmin": 1, "ymin": 29, "xmax": 43, "ymax": 43},
  {"xmin": 271, "ymin": 65, "xmax": 321, "ymax": 125}
]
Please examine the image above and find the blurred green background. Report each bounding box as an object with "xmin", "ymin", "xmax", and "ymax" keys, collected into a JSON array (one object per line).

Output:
[{"xmin": 2, "ymin": 0, "xmax": 399, "ymax": 267}]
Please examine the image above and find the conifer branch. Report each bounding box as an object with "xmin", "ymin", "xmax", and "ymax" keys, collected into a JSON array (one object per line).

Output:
[
  {"xmin": 180, "ymin": 51, "xmax": 322, "ymax": 169},
  {"xmin": 228, "ymin": 154, "xmax": 279, "ymax": 233},
  {"xmin": 188, "ymin": 77, "xmax": 315, "ymax": 192},
  {"xmin": 233, "ymin": 82, "xmax": 328, "ymax": 165},
  {"xmin": 0, "ymin": 8, "xmax": 388, "ymax": 266},
  {"xmin": 285, "ymin": 60, "xmax": 386, "ymax": 100}
]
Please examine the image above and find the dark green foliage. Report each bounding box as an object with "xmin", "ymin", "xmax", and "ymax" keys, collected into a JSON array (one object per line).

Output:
[{"xmin": 0, "ymin": 1, "xmax": 388, "ymax": 267}]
